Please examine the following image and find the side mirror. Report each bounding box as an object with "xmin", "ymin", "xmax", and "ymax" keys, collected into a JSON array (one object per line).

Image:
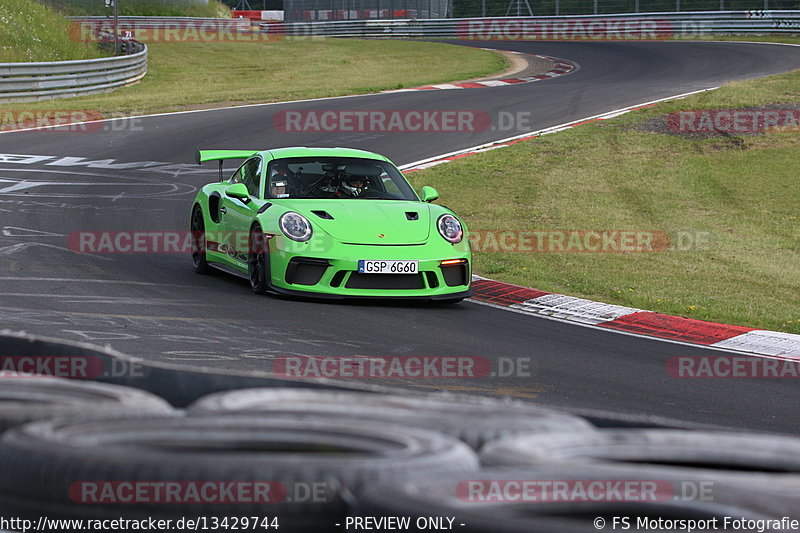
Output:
[
  {"xmin": 421, "ymin": 186, "xmax": 439, "ymax": 203},
  {"xmin": 225, "ymin": 183, "xmax": 250, "ymax": 202}
]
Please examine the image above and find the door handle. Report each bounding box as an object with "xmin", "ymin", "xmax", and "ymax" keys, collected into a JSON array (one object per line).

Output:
[{"xmin": 220, "ymin": 206, "xmax": 227, "ymax": 214}]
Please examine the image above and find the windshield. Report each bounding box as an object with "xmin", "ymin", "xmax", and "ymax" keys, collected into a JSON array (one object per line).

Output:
[{"xmin": 266, "ymin": 157, "xmax": 418, "ymax": 201}]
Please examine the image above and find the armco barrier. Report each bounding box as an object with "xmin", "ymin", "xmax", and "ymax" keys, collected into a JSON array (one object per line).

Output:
[
  {"xmin": 0, "ymin": 42, "xmax": 147, "ymax": 104},
  {"xmin": 265, "ymin": 9, "xmax": 800, "ymax": 37}
]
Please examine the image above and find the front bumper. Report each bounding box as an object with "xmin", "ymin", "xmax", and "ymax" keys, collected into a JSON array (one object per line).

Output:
[{"xmin": 267, "ymin": 235, "xmax": 471, "ymax": 299}]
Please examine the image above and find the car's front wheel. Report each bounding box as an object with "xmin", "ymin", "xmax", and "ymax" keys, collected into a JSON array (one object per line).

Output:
[
  {"xmin": 248, "ymin": 225, "xmax": 270, "ymax": 294},
  {"xmin": 190, "ymin": 205, "xmax": 212, "ymax": 274}
]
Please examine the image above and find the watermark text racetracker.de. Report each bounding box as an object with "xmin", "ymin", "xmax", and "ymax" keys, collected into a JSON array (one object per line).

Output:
[
  {"xmin": 273, "ymin": 355, "xmax": 533, "ymax": 379},
  {"xmin": 458, "ymin": 479, "xmax": 712, "ymax": 503},
  {"xmin": 470, "ymin": 230, "xmax": 713, "ymax": 253},
  {"xmin": 456, "ymin": 18, "xmax": 673, "ymax": 40},
  {"xmin": 69, "ymin": 20, "xmax": 285, "ymax": 43},
  {"xmin": 0, "ymin": 355, "xmax": 146, "ymax": 379},
  {"xmin": 0, "ymin": 110, "xmax": 142, "ymax": 133},
  {"xmin": 667, "ymin": 356, "xmax": 800, "ymax": 379},
  {"xmin": 274, "ymin": 110, "xmax": 491, "ymax": 133},
  {"xmin": 68, "ymin": 230, "xmax": 715, "ymax": 255},
  {"xmin": 70, "ymin": 480, "xmax": 333, "ymax": 504},
  {"xmin": 668, "ymin": 109, "xmax": 800, "ymax": 134}
]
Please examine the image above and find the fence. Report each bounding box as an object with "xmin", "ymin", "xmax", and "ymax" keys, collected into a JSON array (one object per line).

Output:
[
  {"xmin": 281, "ymin": 0, "xmax": 799, "ymax": 19},
  {"xmin": 264, "ymin": 9, "xmax": 800, "ymax": 36},
  {"xmin": 284, "ymin": 0, "xmax": 451, "ymax": 21},
  {"xmin": 0, "ymin": 41, "xmax": 147, "ymax": 104},
  {"xmin": 457, "ymin": 0, "xmax": 800, "ymax": 17}
]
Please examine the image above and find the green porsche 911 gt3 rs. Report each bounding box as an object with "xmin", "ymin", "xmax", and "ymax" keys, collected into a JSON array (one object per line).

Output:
[{"xmin": 190, "ymin": 147, "xmax": 471, "ymax": 302}]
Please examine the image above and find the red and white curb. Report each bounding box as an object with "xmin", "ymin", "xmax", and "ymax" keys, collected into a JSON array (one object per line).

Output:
[
  {"xmin": 399, "ymin": 88, "xmax": 800, "ymax": 360},
  {"xmin": 386, "ymin": 54, "xmax": 577, "ymax": 92},
  {"xmin": 470, "ymin": 277, "xmax": 800, "ymax": 359}
]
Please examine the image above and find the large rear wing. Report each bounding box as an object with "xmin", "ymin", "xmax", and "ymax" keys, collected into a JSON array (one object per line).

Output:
[
  {"xmin": 195, "ymin": 149, "xmax": 259, "ymax": 181},
  {"xmin": 195, "ymin": 149, "xmax": 259, "ymax": 165}
]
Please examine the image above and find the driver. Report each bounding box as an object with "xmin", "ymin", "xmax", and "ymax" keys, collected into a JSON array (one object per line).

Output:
[
  {"xmin": 270, "ymin": 179, "xmax": 289, "ymax": 198},
  {"xmin": 340, "ymin": 175, "xmax": 366, "ymax": 197},
  {"xmin": 269, "ymin": 163, "xmax": 294, "ymax": 198}
]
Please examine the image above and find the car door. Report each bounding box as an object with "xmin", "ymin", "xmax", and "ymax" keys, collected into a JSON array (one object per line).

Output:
[{"xmin": 220, "ymin": 156, "xmax": 262, "ymax": 263}]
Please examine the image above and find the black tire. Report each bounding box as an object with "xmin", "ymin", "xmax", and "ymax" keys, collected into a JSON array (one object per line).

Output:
[
  {"xmin": 481, "ymin": 429, "xmax": 800, "ymax": 474},
  {"xmin": 191, "ymin": 205, "xmax": 213, "ymax": 274},
  {"xmin": 0, "ymin": 375, "xmax": 174, "ymax": 434},
  {"xmin": 248, "ymin": 225, "xmax": 270, "ymax": 294},
  {"xmin": 352, "ymin": 464, "xmax": 800, "ymax": 533},
  {"xmin": 0, "ymin": 415, "xmax": 478, "ymax": 531},
  {"xmin": 189, "ymin": 389, "xmax": 594, "ymax": 451}
]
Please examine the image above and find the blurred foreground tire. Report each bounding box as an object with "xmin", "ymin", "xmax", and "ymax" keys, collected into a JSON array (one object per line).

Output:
[
  {"xmin": 480, "ymin": 429, "xmax": 800, "ymax": 473},
  {"xmin": 0, "ymin": 414, "xmax": 478, "ymax": 532},
  {"xmin": 352, "ymin": 464, "xmax": 800, "ymax": 533},
  {"xmin": 0, "ymin": 375, "xmax": 174, "ymax": 433},
  {"xmin": 189, "ymin": 388, "xmax": 593, "ymax": 450}
]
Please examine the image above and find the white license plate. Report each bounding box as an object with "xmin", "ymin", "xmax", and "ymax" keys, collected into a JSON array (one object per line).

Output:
[{"xmin": 358, "ymin": 260, "xmax": 418, "ymax": 274}]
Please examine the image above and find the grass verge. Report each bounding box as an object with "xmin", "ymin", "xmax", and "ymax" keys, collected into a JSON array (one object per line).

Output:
[
  {"xmin": 405, "ymin": 67, "xmax": 800, "ymax": 334},
  {"xmin": 0, "ymin": 0, "xmax": 103, "ymax": 62},
  {"xmin": 0, "ymin": 39, "xmax": 506, "ymax": 115},
  {"xmin": 37, "ymin": 0, "xmax": 231, "ymax": 17}
]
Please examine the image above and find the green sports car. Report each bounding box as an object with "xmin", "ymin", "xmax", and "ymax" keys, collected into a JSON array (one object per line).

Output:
[{"xmin": 190, "ymin": 147, "xmax": 471, "ymax": 302}]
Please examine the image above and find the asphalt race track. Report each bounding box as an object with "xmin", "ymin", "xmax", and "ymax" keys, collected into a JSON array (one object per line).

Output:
[{"xmin": 1, "ymin": 41, "xmax": 799, "ymax": 433}]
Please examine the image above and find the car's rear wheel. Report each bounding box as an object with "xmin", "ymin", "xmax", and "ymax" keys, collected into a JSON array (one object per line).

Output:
[
  {"xmin": 248, "ymin": 225, "xmax": 270, "ymax": 294},
  {"xmin": 190, "ymin": 205, "xmax": 212, "ymax": 274}
]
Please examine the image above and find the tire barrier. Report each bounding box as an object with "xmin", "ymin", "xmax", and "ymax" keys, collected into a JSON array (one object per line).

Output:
[
  {"xmin": 0, "ymin": 415, "xmax": 478, "ymax": 531},
  {"xmin": 0, "ymin": 375, "xmax": 173, "ymax": 434},
  {"xmin": 352, "ymin": 465, "xmax": 800, "ymax": 533},
  {"xmin": 2, "ymin": 330, "xmax": 799, "ymax": 530},
  {"xmin": 188, "ymin": 388, "xmax": 595, "ymax": 450}
]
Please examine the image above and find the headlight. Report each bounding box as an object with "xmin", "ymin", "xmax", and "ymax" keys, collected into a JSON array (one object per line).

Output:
[
  {"xmin": 279, "ymin": 212, "xmax": 312, "ymax": 242},
  {"xmin": 437, "ymin": 214, "xmax": 463, "ymax": 244}
]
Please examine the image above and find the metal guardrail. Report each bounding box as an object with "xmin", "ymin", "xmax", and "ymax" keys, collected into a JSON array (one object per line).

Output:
[
  {"xmin": 264, "ymin": 9, "xmax": 800, "ymax": 37},
  {"xmin": 0, "ymin": 41, "xmax": 147, "ymax": 104}
]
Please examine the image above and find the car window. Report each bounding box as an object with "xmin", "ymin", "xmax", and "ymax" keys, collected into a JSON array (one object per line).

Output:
[
  {"xmin": 265, "ymin": 157, "xmax": 418, "ymax": 200},
  {"xmin": 242, "ymin": 157, "xmax": 262, "ymax": 197},
  {"xmin": 229, "ymin": 162, "xmax": 245, "ymax": 185},
  {"xmin": 228, "ymin": 158, "xmax": 262, "ymax": 198}
]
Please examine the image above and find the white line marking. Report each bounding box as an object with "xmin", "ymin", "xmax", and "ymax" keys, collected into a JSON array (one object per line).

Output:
[
  {"xmin": 0, "ymin": 293, "xmax": 199, "ymax": 305},
  {"xmin": 398, "ymin": 87, "xmax": 718, "ymax": 170},
  {"xmin": 1, "ymin": 226, "xmax": 65, "ymax": 237},
  {"xmin": 0, "ymin": 276, "xmax": 183, "ymax": 286},
  {"xmin": 0, "ymin": 90, "xmax": 384, "ymax": 135},
  {"xmin": 0, "ymin": 242, "xmax": 111, "ymax": 260}
]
